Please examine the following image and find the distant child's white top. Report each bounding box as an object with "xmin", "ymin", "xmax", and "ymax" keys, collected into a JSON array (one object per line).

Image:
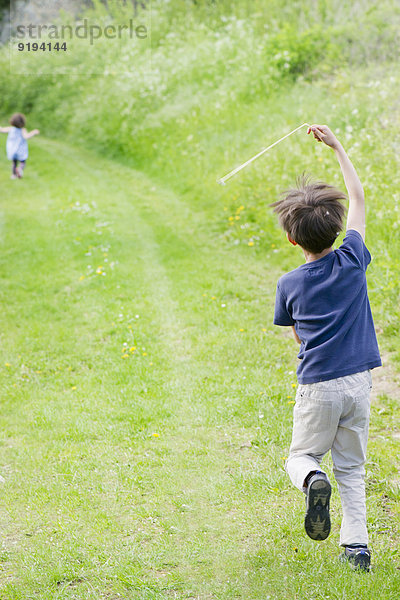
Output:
[{"xmin": 6, "ymin": 127, "xmax": 28, "ymax": 161}]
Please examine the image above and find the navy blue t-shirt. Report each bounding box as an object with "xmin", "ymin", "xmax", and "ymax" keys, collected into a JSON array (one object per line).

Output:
[{"xmin": 274, "ymin": 229, "xmax": 381, "ymax": 384}]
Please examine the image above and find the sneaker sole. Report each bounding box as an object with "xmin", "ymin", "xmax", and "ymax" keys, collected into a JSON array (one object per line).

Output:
[{"xmin": 305, "ymin": 478, "xmax": 331, "ymax": 541}]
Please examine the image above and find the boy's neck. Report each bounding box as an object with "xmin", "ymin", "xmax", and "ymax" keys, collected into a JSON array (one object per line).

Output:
[{"xmin": 303, "ymin": 247, "xmax": 333, "ymax": 263}]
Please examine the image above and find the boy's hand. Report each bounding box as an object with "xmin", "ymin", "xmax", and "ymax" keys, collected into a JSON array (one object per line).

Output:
[
  {"xmin": 33, "ymin": 129, "xmax": 40, "ymax": 135},
  {"xmin": 307, "ymin": 124, "xmax": 339, "ymax": 149}
]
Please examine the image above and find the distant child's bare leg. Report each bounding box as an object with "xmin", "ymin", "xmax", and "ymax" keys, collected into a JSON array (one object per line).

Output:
[
  {"xmin": 16, "ymin": 161, "xmax": 25, "ymax": 178},
  {"xmin": 11, "ymin": 159, "xmax": 18, "ymax": 179}
]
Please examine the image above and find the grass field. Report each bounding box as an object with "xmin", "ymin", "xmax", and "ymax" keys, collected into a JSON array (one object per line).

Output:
[
  {"xmin": 0, "ymin": 130, "xmax": 399, "ymax": 599},
  {"xmin": 1, "ymin": 0, "xmax": 400, "ymax": 597}
]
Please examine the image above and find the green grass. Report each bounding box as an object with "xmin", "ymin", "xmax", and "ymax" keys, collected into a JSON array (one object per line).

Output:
[
  {"xmin": 0, "ymin": 131, "xmax": 399, "ymax": 599},
  {"xmin": 0, "ymin": 0, "xmax": 400, "ymax": 597}
]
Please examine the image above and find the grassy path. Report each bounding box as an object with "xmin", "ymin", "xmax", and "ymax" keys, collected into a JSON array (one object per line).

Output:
[{"xmin": 0, "ymin": 140, "xmax": 399, "ymax": 599}]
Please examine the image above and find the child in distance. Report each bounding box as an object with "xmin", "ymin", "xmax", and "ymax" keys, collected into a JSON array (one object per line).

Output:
[{"xmin": 0, "ymin": 113, "xmax": 40, "ymax": 179}]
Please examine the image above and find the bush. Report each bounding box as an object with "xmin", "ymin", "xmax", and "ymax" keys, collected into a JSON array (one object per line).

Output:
[{"xmin": 265, "ymin": 24, "xmax": 340, "ymax": 81}]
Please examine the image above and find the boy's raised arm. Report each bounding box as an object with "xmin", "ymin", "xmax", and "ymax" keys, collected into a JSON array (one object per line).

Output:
[
  {"xmin": 0, "ymin": 126, "xmax": 11, "ymax": 133},
  {"xmin": 308, "ymin": 124, "xmax": 366, "ymax": 241}
]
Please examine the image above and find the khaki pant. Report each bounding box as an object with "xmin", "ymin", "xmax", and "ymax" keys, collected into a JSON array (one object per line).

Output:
[{"xmin": 286, "ymin": 370, "xmax": 372, "ymax": 546}]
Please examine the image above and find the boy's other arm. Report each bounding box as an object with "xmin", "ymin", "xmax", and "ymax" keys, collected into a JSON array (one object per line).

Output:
[
  {"xmin": 291, "ymin": 325, "xmax": 301, "ymax": 344},
  {"xmin": 0, "ymin": 126, "xmax": 11, "ymax": 133},
  {"xmin": 308, "ymin": 124, "xmax": 365, "ymax": 241},
  {"xmin": 22, "ymin": 128, "xmax": 40, "ymax": 139}
]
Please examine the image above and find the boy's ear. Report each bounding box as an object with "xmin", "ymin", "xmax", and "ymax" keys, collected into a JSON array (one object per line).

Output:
[{"xmin": 287, "ymin": 233, "xmax": 297, "ymax": 246}]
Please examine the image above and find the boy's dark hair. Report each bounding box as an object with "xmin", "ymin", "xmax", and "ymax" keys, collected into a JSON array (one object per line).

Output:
[
  {"xmin": 271, "ymin": 174, "xmax": 347, "ymax": 254},
  {"xmin": 10, "ymin": 113, "xmax": 26, "ymax": 128}
]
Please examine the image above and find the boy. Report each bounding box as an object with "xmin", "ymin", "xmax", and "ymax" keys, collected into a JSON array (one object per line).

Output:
[{"xmin": 272, "ymin": 124, "xmax": 381, "ymax": 572}]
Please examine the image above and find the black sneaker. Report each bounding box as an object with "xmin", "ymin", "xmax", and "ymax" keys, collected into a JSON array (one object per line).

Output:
[
  {"xmin": 340, "ymin": 546, "xmax": 371, "ymax": 572},
  {"xmin": 304, "ymin": 472, "xmax": 331, "ymax": 541}
]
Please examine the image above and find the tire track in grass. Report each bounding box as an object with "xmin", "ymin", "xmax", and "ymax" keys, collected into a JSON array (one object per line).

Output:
[
  {"xmin": 79, "ymin": 148, "xmax": 299, "ymax": 589},
  {"xmin": 0, "ymin": 140, "xmax": 207, "ymax": 596},
  {"xmin": 27, "ymin": 141, "xmax": 284, "ymax": 585},
  {"xmin": 61, "ymin": 141, "xmax": 267, "ymax": 591}
]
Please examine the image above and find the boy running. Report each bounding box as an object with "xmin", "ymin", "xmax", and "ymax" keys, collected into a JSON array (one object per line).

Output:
[{"xmin": 272, "ymin": 124, "xmax": 381, "ymax": 572}]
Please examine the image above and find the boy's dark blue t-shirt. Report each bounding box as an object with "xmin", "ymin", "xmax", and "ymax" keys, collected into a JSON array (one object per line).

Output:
[{"xmin": 274, "ymin": 229, "xmax": 381, "ymax": 384}]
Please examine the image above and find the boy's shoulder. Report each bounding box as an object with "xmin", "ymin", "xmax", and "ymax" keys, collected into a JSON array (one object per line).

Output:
[
  {"xmin": 336, "ymin": 229, "xmax": 371, "ymax": 271},
  {"xmin": 278, "ymin": 265, "xmax": 302, "ymax": 284},
  {"xmin": 277, "ymin": 263, "xmax": 306, "ymax": 295}
]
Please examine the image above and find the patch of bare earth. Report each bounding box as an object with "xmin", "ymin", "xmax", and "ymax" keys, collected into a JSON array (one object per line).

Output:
[{"xmin": 371, "ymin": 353, "xmax": 400, "ymax": 405}]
